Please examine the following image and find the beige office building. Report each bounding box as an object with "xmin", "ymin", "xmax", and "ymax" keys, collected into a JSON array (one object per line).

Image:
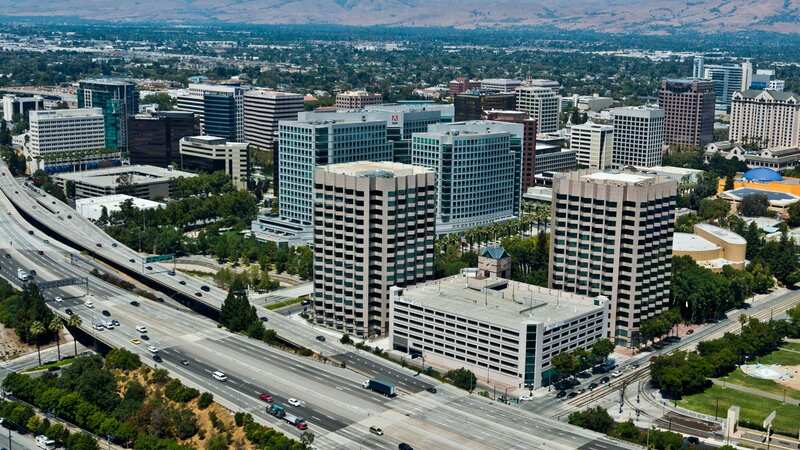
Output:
[
  {"xmin": 571, "ymin": 122, "xmax": 614, "ymax": 169},
  {"xmin": 179, "ymin": 136, "xmax": 249, "ymax": 189},
  {"xmin": 548, "ymin": 170, "xmax": 677, "ymax": 347},
  {"xmin": 515, "ymin": 85, "xmax": 560, "ymax": 133},
  {"xmin": 335, "ymin": 90, "xmax": 383, "ymax": 109},
  {"xmin": 312, "ymin": 161, "xmax": 436, "ymax": 337},
  {"xmin": 673, "ymin": 223, "xmax": 747, "ymax": 271}
]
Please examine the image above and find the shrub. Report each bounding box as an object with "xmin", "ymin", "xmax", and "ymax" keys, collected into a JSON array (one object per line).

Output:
[
  {"xmin": 198, "ymin": 392, "xmax": 213, "ymax": 410},
  {"xmin": 164, "ymin": 379, "xmax": 200, "ymax": 403},
  {"xmin": 105, "ymin": 348, "xmax": 142, "ymax": 371}
]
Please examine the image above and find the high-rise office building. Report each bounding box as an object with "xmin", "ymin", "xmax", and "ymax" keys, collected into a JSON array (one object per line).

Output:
[
  {"xmin": 448, "ymin": 77, "xmax": 481, "ymax": 96},
  {"xmin": 729, "ymin": 90, "xmax": 800, "ymax": 149},
  {"xmin": 2, "ymin": 95, "xmax": 43, "ymax": 122},
  {"xmin": 741, "ymin": 61, "xmax": 753, "ymax": 92},
  {"xmin": 278, "ymin": 118, "xmax": 393, "ymax": 226},
  {"xmin": 413, "ymin": 122, "xmax": 520, "ymax": 234},
  {"xmin": 701, "ymin": 64, "xmax": 744, "ymax": 110},
  {"xmin": 484, "ymin": 110, "xmax": 538, "ymax": 190},
  {"xmin": 312, "ymin": 161, "xmax": 436, "ymax": 337},
  {"xmin": 548, "ymin": 170, "xmax": 677, "ymax": 347},
  {"xmin": 454, "ymin": 91, "xmax": 516, "ymax": 122},
  {"xmin": 658, "ymin": 79, "xmax": 716, "ymax": 148},
  {"xmin": 179, "ymin": 136, "xmax": 250, "ymax": 189},
  {"xmin": 77, "ymin": 79, "xmax": 138, "ymax": 151},
  {"xmin": 515, "ymin": 85, "xmax": 560, "ymax": 133},
  {"xmin": 128, "ymin": 111, "xmax": 197, "ymax": 167},
  {"xmin": 692, "ymin": 56, "xmax": 705, "ymax": 79},
  {"xmin": 610, "ymin": 106, "xmax": 665, "ymax": 168},
  {"xmin": 243, "ymin": 89, "xmax": 304, "ymax": 150},
  {"xmin": 335, "ymin": 90, "xmax": 383, "ymax": 109},
  {"xmin": 27, "ymin": 108, "xmax": 119, "ymax": 173},
  {"xmin": 480, "ymin": 78, "xmax": 522, "ymax": 93},
  {"xmin": 175, "ymin": 84, "xmax": 247, "ymax": 142},
  {"xmin": 571, "ymin": 122, "xmax": 614, "ymax": 169}
]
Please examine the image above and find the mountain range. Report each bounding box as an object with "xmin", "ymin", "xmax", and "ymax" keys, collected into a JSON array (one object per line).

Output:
[{"xmin": 2, "ymin": 0, "xmax": 799, "ymax": 34}]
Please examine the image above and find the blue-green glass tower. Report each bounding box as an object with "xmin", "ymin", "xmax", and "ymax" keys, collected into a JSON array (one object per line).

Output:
[{"xmin": 77, "ymin": 79, "xmax": 138, "ymax": 153}]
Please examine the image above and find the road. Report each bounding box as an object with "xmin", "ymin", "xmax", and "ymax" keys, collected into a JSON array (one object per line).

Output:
[{"xmin": 0, "ymin": 170, "xmax": 637, "ymax": 449}]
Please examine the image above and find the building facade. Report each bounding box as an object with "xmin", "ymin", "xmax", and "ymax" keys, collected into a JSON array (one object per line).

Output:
[
  {"xmin": 701, "ymin": 64, "xmax": 745, "ymax": 110},
  {"xmin": 448, "ymin": 77, "xmax": 481, "ymax": 96},
  {"xmin": 128, "ymin": 111, "xmax": 197, "ymax": 167},
  {"xmin": 480, "ymin": 78, "xmax": 522, "ymax": 93},
  {"xmin": 53, "ymin": 165, "xmax": 194, "ymax": 200},
  {"xmin": 454, "ymin": 91, "xmax": 516, "ymax": 122},
  {"xmin": 175, "ymin": 84, "xmax": 247, "ymax": 142},
  {"xmin": 313, "ymin": 161, "xmax": 436, "ymax": 337},
  {"xmin": 26, "ymin": 108, "xmax": 119, "ymax": 174},
  {"xmin": 413, "ymin": 123, "xmax": 520, "ymax": 234},
  {"xmin": 278, "ymin": 118, "xmax": 393, "ymax": 226},
  {"xmin": 729, "ymin": 90, "xmax": 800, "ymax": 149},
  {"xmin": 548, "ymin": 170, "xmax": 677, "ymax": 347},
  {"xmin": 390, "ymin": 274, "xmax": 609, "ymax": 389},
  {"xmin": 571, "ymin": 122, "xmax": 614, "ymax": 170},
  {"xmin": 610, "ymin": 106, "xmax": 665, "ymax": 168},
  {"xmin": 243, "ymin": 89, "xmax": 304, "ymax": 150},
  {"xmin": 77, "ymin": 79, "xmax": 138, "ymax": 151},
  {"xmin": 2, "ymin": 94, "xmax": 43, "ymax": 122},
  {"xmin": 515, "ymin": 85, "xmax": 560, "ymax": 133},
  {"xmin": 179, "ymin": 136, "xmax": 250, "ymax": 189},
  {"xmin": 658, "ymin": 79, "xmax": 716, "ymax": 148},
  {"xmin": 335, "ymin": 90, "xmax": 383, "ymax": 109},
  {"xmin": 484, "ymin": 110, "xmax": 538, "ymax": 190}
]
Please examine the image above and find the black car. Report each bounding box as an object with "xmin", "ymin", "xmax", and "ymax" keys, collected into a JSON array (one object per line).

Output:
[
  {"xmin": 111, "ymin": 243, "xmax": 117, "ymax": 247},
  {"xmin": 130, "ymin": 301, "xmax": 140, "ymax": 307},
  {"xmin": 28, "ymin": 230, "xmax": 33, "ymax": 235},
  {"xmin": 576, "ymin": 371, "xmax": 591, "ymax": 378},
  {"xmin": 140, "ymin": 334, "xmax": 149, "ymax": 341},
  {"xmin": 111, "ymin": 319, "xmax": 120, "ymax": 327},
  {"xmin": 67, "ymin": 215, "xmax": 72, "ymax": 219},
  {"xmin": 600, "ymin": 376, "xmax": 611, "ymax": 384},
  {"xmin": 316, "ymin": 335, "xmax": 326, "ymax": 342},
  {"xmin": 129, "ymin": 258, "xmax": 135, "ymax": 263},
  {"xmin": 201, "ymin": 285, "xmax": 210, "ymax": 292},
  {"xmin": 145, "ymin": 266, "xmax": 153, "ymax": 270},
  {"xmin": 556, "ymin": 390, "xmax": 567, "ymax": 398},
  {"xmin": 588, "ymin": 382, "xmax": 598, "ymax": 390},
  {"xmin": 65, "ymin": 308, "xmax": 73, "ymax": 316},
  {"xmin": 426, "ymin": 386, "xmax": 437, "ymax": 394},
  {"xmin": 101, "ymin": 310, "xmax": 111, "ymax": 317},
  {"xmin": 195, "ymin": 292, "xmax": 202, "ymax": 297},
  {"xmin": 153, "ymin": 354, "xmax": 163, "ymax": 363},
  {"xmin": 96, "ymin": 243, "xmax": 102, "ymax": 248},
  {"xmin": 179, "ymin": 280, "xmax": 186, "ymax": 285},
  {"xmin": 686, "ymin": 436, "xmax": 700, "ymax": 445},
  {"xmin": 259, "ymin": 316, "xmax": 269, "ymax": 322},
  {"xmin": 567, "ymin": 391, "xmax": 579, "ymax": 398},
  {"xmin": 399, "ymin": 444, "xmax": 414, "ymax": 450}
]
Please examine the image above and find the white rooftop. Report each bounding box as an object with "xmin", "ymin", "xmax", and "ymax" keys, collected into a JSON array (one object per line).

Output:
[
  {"xmin": 581, "ymin": 171, "xmax": 654, "ymax": 184},
  {"xmin": 397, "ymin": 274, "xmax": 606, "ymax": 329},
  {"xmin": 673, "ymin": 232, "xmax": 720, "ymax": 252},
  {"xmin": 695, "ymin": 223, "xmax": 747, "ymax": 245},
  {"xmin": 319, "ymin": 161, "xmax": 433, "ymax": 178}
]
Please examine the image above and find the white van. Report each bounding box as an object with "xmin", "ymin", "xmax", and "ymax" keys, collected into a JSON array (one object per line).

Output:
[
  {"xmin": 84, "ymin": 300, "xmax": 94, "ymax": 308},
  {"xmin": 212, "ymin": 371, "xmax": 228, "ymax": 382},
  {"xmin": 136, "ymin": 325, "xmax": 147, "ymax": 333},
  {"xmin": 36, "ymin": 435, "xmax": 55, "ymax": 449}
]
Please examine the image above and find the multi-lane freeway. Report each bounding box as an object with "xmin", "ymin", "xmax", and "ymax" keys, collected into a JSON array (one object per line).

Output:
[{"xmin": 0, "ymin": 163, "xmax": 637, "ymax": 450}]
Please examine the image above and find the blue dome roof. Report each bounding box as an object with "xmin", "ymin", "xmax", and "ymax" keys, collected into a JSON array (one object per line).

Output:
[{"xmin": 743, "ymin": 167, "xmax": 783, "ymax": 182}]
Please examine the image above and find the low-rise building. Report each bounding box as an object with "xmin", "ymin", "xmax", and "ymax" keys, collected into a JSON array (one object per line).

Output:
[
  {"xmin": 705, "ymin": 141, "xmax": 800, "ymax": 173},
  {"xmin": 335, "ymin": 90, "xmax": 383, "ymax": 109},
  {"xmin": 389, "ymin": 273, "xmax": 609, "ymax": 389},
  {"xmin": 75, "ymin": 194, "xmax": 164, "ymax": 221},
  {"xmin": 672, "ymin": 223, "xmax": 747, "ymax": 271},
  {"xmin": 179, "ymin": 135, "xmax": 250, "ymax": 189},
  {"xmin": 53, "ymin": 164, "xmax": 195, "ymax": 200}
]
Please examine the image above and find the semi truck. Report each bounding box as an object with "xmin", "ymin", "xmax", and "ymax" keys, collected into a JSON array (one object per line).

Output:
[
  {"xmin": 268, "ymin": 403, "xmax": 308, "ymax": 430},
  {"xmin": 362, "ymin": 378, "xmax": 396, "ymax": 397}
]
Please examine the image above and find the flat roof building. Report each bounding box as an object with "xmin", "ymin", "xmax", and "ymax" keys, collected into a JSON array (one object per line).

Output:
[
  {"xmin": 673, "ymin": 223, "xmax": 747, "ymax": 271},
  {"xmin": 75, "ymin": 194, "xmax": 164, "ymax": 222},
  {"xmin": 454, "ymin": 91, "xmax": 516, "ymax": 122},
  {"xmin": 658, "ymin": 79, "xmax": 715, "ymax": 148},
  {"xmin": 243, "ymin": 89, "xmax": 304, "ymax": 151},
  {"xmin": 515, "ymin": 85, "xmax": 560, "ymax": 133},
  {"xmin": 53, "ymin": 164, "xmax": 195, "ymax": 200},
  {"xmin": 128, "ymin": 111, "xmax": 197, "ymax": 167},
  {"xmin": 610, "ymin": 106, "xmax": 665, "ymax": 168},
  {"xmin": 77, "ymin": 78, "xmax": 138, "ymax": 151},
  {"xmin": 480, "ymin": 78, "xmax": 523, "ymax": 93},
  {"xmin": 179, "ymin": 135, "xmax": 250, "ymax": 190},
  {"xmin": 571, "ymin": 122, "xmax": 614, "ymax": 170},
  {"xmin": 390, "ymin": 273, "xmax": 609, "ymax": 389},
  {"xmin": 335, "ymin": 90, "xmax": 383, "ymax": 109}
]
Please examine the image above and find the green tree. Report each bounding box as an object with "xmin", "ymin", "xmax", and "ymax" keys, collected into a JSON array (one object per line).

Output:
[
  {"xmin": 724, "ymin": 174, "xmax": 735, "ymax": 191},
  {"xmin": 141, "ymin": 92, "xmax": 176, "ymax": 111},
  {"xmin": 739, "ymin": 193, "xmax": 770, "ymax": 217},
  {"xmin": 67, "ymin": 314, "xmax": 82, "ymax": 356},
  {"xmin": 445, "ymin": 368, "xmax": 477, "ymax": 391},
  {"xmin": 698, "ymin": 197, "xmax": 730, "ymax": 221},
  {"xmin": 567, "ymin": 407, "xmax": 615, "ymax": 434},
  {"xmin": 590, "ymin": 339, "xmax": 615, "ymax": 364},
  {"xmin": 220, "ymin": 279, "xmax": 258, "ymax": 333},
  {"xmin": 551, "ymin": 351, "xmax": 579, "ymax": 378},
  {"xmin": 48, "ymin": 316, "xmax": 63, "ymax": 361},
  {"xmin": 29, "ymin": 320, "xmax": 46, "ymax": 366},
  {"xmin": 106, "ymin": 348, "xmax": 142, "ymax": 370}
]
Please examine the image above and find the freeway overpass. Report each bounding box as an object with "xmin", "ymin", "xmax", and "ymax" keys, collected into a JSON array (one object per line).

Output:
[{"xmin": 0, "ymin": 166, "xmax": 636, "ymax": 450}]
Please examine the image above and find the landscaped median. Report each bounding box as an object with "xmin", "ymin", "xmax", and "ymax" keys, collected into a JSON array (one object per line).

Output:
[{"xmin": 21, "ymin": 357, "xmax": 75, "ymax": 374}]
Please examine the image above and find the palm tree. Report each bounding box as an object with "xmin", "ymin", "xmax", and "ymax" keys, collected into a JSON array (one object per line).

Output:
[
  {"xmin": 67, "ymin": 315, "xmax": 82, "ymax": 356},
  {"xmin": 48, "ymin": 317, "xmax": 64, "ymax": 361},
  {"xmin": 29, "ymin": 320, "xmax": 46, "ymax": 366}
]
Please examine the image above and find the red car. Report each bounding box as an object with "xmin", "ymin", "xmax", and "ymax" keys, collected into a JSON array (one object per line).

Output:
[{"xmin": 258, "ymin": 393, "xmax": 273, "ymax": 402}]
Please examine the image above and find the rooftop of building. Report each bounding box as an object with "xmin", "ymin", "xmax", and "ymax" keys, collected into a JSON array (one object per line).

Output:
[
  {"xmin": 479, "ymin": 246, "xmax": 510, "ymax": 260},
  {"xmin": 317, "ymin": 161, "xmax": 432, "ymax": 178},
  {"xmin": 337, "ymin": 90, "xmax": 381, "ymax": 97},
  {"xmin": 395, "ymin": 273, "xmax": 606, "ymax": 329},
  {"xmin": 79, "ymin": 78, "xmax": 135, "ymax": 86},
  {"xmin": 695, "ymin": 223, "xmax": 747, "ymax": 245},
  {"xmin": 721, "ymin": 187, "xmax": 800, "ymax": 205},
  {"xmin": 30, "ymin": 108, "xmax": 103, "ymax": 119},
  {"xmin": 54, "ymin": 164, "xmax": 195, "ymax": 186},
  {"xmin": 481, "ymin": 78, "xmax": 522, "ymax": 84},
  {"xmin": 75, "ymin": 194, "xmax": 164, "ymax": 209},
  {"xmin": 523, "ymin": 186, "xmax": 553, "ymax": 202},
  {"xmin": 364, "ymin": 103, "xmax": 453, "ymax": 115},
  {"xmin": 571, "ymin": 121, "xmax": 614, "ymax": 131},
  {"xmin": 736, "ymin": 89, "xmax": 799, "ymax": 101},
  {"xmin": 565, "ymin": 169, "xmax": 671, "ymax": 187},
  {"xmin": 743, "ymin": 167, "xmax": 783, "ymax": 182},
  {"xmin": 427, "ymin": 120, "xmax": 522, "ymax": 137},
  {"xmin": 610, "ymin": 105, "xmax": 664, "ymax": 116},
  {"xmin": 673, "ymin": 232, "xmax": 720, "ymax": 252},
  {"xmin": 244, "ymin": 88, "xmax": 303, "ymax": 98}
]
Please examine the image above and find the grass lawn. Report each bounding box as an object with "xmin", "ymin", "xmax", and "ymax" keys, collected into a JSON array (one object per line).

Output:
[
  {"xmin": 21, "ymin": 357, "xmax": 74, "ymax": 373},
  {"xmin": 781, "ymin": 342, "xmax": 800, "ymax": 353},
  {"xmin": 266, "ymin": 296, "xmax": 305, "ymax": 311},
  {"xmin": 719, "ymin": 368, "xmax": 800, "ymax": 401},
  {"xmin": 678, "ymin": 385, "xmax": 800, "ymax": 436},
  {"xmin": 754, "ymin": 349, "xmax": 800, "ymax": 366}
]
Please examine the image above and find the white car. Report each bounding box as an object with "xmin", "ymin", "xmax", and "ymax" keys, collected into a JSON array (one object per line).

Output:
[
  {"xmin": 147, "ymin": 345, "xmax": 159, "ymax": 353},
  {"xmin": 54, "ymin": 296, "xmax": 63, "ymax": 303},
  {"xmin": 84, "ymin": 300, "xmax": 94, "ymax": 308},
  {"xmin": 519, "ymin": 395, "xmax": 532, "ymax": 401},
  {"xmin": 94, "ymin": 323, "xmax": 104, "ymax": 331},
  {"xmin": 136, "ymin": 325, "xmax": 148, "ymax": 333},
  {"xmin": 212, "ymin": 371, "xmax": 228, "ymax": 382},
  {"xmin": 611, "ymin": 370, "xmax": 623, "ymax": 378},
  {"xmin": 287, "ymin": 398, "xmax": 301, "ymax": 407}
]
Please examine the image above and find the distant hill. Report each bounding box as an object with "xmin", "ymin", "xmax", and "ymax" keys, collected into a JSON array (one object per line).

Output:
[{"xmin": 1, "ymin": 0, "xmax": 799, "ymax": 34}]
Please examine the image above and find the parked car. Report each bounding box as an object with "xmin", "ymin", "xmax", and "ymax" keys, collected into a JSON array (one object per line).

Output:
[
  {"xmin": 556, "ymin": 390, "xmax": 567, "ymax": 398},
  {"xmin": 201, "ymin": 285, "xmax": 210, "ymax": 292},
  {"xmin": 316, "ymin": 335, "xmax": 326, "ymax": 342}
]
